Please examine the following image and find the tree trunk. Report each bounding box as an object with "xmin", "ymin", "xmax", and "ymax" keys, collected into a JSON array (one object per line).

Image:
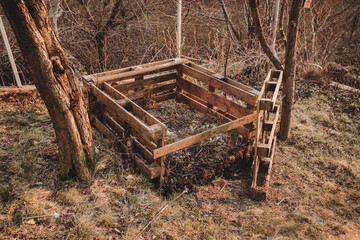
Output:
[
  {"xmin": 279, "ymin": 0, "xmax": 303, "ymax": 140},
  {"xmin": 95, "ymin": 31, "xmax": 107, "ymax": 72},
  {"xmin": 48, "ymin": 0, "xmax": 62, "ymax": 37},
  {"xmin": 0, "ymin": 0, "xmax": 95, "ymax": 181}
]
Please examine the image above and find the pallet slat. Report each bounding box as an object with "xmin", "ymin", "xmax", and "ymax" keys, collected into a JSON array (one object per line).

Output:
[
  {"xmin": 90, "ymin": 83, "xmax": 163, "ymax": 142},
  {"xmin": 177, "ymin": 77, "xmax": 252, "ymax": 118},
  {"xmin": 153, "ymin": 112, "xmax": 257, "ymax": 158},
  {"xmin": 257, "ymin": 105, "xmax": 280, "ymax": 157},
  {"xmin": 126, "ymin": 82, "xmax": 176, "ymax": 100},
  {"xmin": 93, "ymin": 58, "xmax": 188, "ymax": 83},
  {"xmin": 104, "ymin": 82, "xmax": 164, "ymax": 126},
  {"xmin": 134, "ymin": 155, "xmax": 162, "ymax": 179},
  {"xmin": 116, "ymin": 73, "xmax": 177, "ymax": 91},
  {"xmin": 187, "ymin": 62, "xmax": 259, "ymax": 95},
  {"xmin": 179, "ymin": 64, "xmax": 258, "ymax": 106},
  {"xmin": 90, "ymin": 114, "xmax": 116, "ymax": 140}
]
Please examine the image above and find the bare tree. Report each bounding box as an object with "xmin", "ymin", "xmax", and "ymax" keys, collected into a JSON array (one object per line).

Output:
[
  {"xmin": 279, "ymin": 0, "xmax": 303, "ymax": 139},
  {"xmin": 75, "ymin": 0, "xmax": 143, "ymax": 71},
  {"xmin": 247, "ymin": 0, "xmax": 303, "ymax": 140},
  {"xmin": 0, "ymin": 0, "xmax": 95, "ymax": 181}
]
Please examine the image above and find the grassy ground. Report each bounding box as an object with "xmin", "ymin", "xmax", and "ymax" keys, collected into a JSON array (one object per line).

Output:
[{"xmin": 0, "ymin": 84, "xmax": 359, "ymax": 239}]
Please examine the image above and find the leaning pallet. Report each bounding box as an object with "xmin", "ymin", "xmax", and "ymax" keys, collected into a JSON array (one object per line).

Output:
[
  {"xmin": 251, "ymin": 69, "xmax": 283, "ymax": 201},
  {"xmin": 84, "ymin": 58, "xmax": 280, "ymax": 198}
]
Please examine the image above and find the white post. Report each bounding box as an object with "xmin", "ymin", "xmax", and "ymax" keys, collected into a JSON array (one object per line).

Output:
[
  {"xmin": 271, "ymin": 0, "xmax": 281, "ymax": 56},
  {"xmin": 177, "ymin": 0, "xmax": 182, "ymax": 58},
  {"xmin": 0, "ymin": 16, "xmax": 22, "ymax": 87}
]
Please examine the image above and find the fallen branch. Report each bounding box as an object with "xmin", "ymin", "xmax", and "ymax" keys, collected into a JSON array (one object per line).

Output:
[
  {"xmin": 133, "ymin": 188, "xmax": 188, "ymax": 240},
  {"xmin": 330, "ymin": 81, "xmax": 360, "ymax": 94}
]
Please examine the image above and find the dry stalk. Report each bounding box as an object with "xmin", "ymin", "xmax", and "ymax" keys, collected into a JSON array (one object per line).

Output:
[{"xmin": 132, "ymin": 188, "xmax": 188, "ymax": 240}]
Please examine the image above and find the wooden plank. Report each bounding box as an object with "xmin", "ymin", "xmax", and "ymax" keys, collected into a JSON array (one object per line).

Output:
[
  {"xmin": 90, "ymin": 83, "xmax": 163, "ymax": 142},
  {"xmin": 177, "ymin": 77, "xmax": 252, "ymax": 118},
  {"xmin": 187, "ymin": 62, "xmax": 259, "ymax": 94},
  {"xmin": 260, "ymin": 99, "xmax": 274, "ymax": 111},
  {"xmin": 105, "ymin": 110, "xmax": 158, "ymax": 150},
  {"xmin": 0, "ymin": 16, "xmax": 22, "ymax": 87},
  {"xmin": 178, "ymin": 92, "xmax": 255, "ymax": 138},
  {"xmin": 126, "ymin": 82, "xmax": 176, "ymax": 100},
  {"xmin": 133, "ymin": 138, "xmax": 154, "ymax": 162},
  {"xmin": 177, "ymin": 92, "xmax": 231, "ymax": 122},
  {"xmin": 94, "ymin": 58, "xmax": 188, "ymax": 83},
  {"xmin": 257, "ymin": 105, "xmax": 279, "ymax": 157},
  {"xmin": 85, "ymin": 59, "xmax": 178, "ymax": 80},
  {"xmin": 134, "ymin": 155, "xmax": 162, "ymax": 179},
  {"xmin": 257, "ymin": 71, "xmax": 272, "ymax": 101},
  {"xmin": 271, "ymin": 71, "xmax": 283, "ymax": 105},
  {"xmin": 104, "ymin": 82, "xmax": 164, "ymax": 126},
  {"xmin": 116, "ymin": 73, "xmax": 177, "ymax": 91},
  {"xmin": 153, "ymin": 112, "xmax": 257, "ymax": 158},
  {"xmin": 0, "ymin": 85, "xmax": 37, "ymax": 97},
  {"xmin": 135, "ymin": 91, "xmax": 176, "ymax": 106},
  {"xmin": 90, "ymin": 114, "xmax": 116, "ymax": 140},
  {"xmin": 104, "ymin": 113, "xmax": 124, "ymax": 136},
  {"xmin": 179, "ymin": 64, "xmax": 258, "ymax": 106}
]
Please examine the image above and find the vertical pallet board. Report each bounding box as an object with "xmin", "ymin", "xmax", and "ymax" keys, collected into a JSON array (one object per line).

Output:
[{"xmin": 251, "ymin": 69, "xmax": 283, "ymax": 201}]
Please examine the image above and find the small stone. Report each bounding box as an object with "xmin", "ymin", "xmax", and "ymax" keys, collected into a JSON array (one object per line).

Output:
[
  {"xmin": 26, "ymin": 219, "xmax": 36, "ymax": 225},
  {"xmin": 125, "ymin": 175, "xmax": 133, "ymax": 180},
  {"xmin": 95, "ymin": 147, "xmax": 100, "ymax": 154}
]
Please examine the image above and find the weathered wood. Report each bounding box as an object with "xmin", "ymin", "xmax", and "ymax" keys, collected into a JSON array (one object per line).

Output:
[
  {"xmin": 155, "ymin": 126, "xmax": 167, "ymax": 191},
  {"xmin": 0, "ymin": 16, "xmax": 22, "ymax": 87},
  {"xmin": 116, "ymin": 73, "xmax": 177, "ymax": 91},
  {"xmin": 135, "ymin": 91, "xmax": 176, "ymax": 106},
  {"xmin": 104, "ymin": 111, "xmax": 158, "ymax": 151},
  {"xmin": 188, "ymin": 62, "xmax": 259, "ymax": 94},
  {"xmin": 86, "ymin": 59, "xmax": 178, "ymax": 80},
  {"xmin": 93, "ymin": 58, "xmax": 188, "ymax": 83},
  {"xmin": 179, "ymin": 64, "xmax": 258, "ymax": 106},
  {"xmin": 0, "ymin": 85, "xmax": 36, "ymax": 97},
  {"xmin": 153, "ymin": 112, "xmax": 257, "ymax": 158},
  {"xmin": 133, "ymin": 137, "xmax": 154, "ymax": 162},
  {"xmin": 126, "ymin": 82, "xmax": 176, "ymax": 100},
  {"xmin": 90, "ymin": 83, "xmax": 163, "ymax": 142},
  {"xmin": 90, "ymin": 114, "xmax": 116, "ymax": 140},
  {"xmin": 178, "ymin": 92, "xmax": 255, "ymax": 138},
  {"xmin": 134, "ymin": 155, "xmax": 162, "ymax": 179},
  {"xmin": 259, "ymin": 70, "xmax": 283, "ymax": 111},
  {"xmin": 104, "ymin": 82, "xmax": 164, "ymax": 126},
  {"xmin": 177, "ymin": 92, "xmax": 232, "ymax": 122},
  {"xmin": 257, "ymin": 105, "xmax": 279, "ymax": 157},
  {"xmin": 103, "ymin": 113, "xmax": 124, "ymax": 135},
  {"xmin": 177, "ymin": 77, "xmax": 252, "ymax": 118}
]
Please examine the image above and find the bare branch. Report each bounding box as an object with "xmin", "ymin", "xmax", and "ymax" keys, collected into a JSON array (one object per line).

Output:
[{"xmin": 248, "ymin": 0, "xmax": 284, "ymax": 70}]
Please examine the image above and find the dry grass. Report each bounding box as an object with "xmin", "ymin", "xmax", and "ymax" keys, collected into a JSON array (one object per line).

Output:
[{"xmin": 0, "ymin": 85, "xmax": 359, "ymax": 239}]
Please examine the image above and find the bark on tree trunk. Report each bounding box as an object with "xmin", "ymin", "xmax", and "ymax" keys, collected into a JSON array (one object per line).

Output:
[
  {"xmin": 0, "ymin": 0, "xmax": 95, "ymax": 181},
  {"xmin": 279, "ymin": 0, "xmax": 303, "ymax": 140},
  {"xmin": 95, "ymin": 31, "xmax": 107, "ymax": 72}
]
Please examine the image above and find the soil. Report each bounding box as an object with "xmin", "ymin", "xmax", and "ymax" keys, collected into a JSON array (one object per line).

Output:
[{"xmin": 146, "ymin": 99, "xmax": 251, "ymax": 195}]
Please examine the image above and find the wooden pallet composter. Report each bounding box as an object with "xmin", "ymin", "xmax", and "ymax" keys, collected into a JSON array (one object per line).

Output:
[
  {"xmin": 251, "ymin": 69, "xmax": 283, "ymax": 201},
  {"xmin": 84, "ymin": 58, "xmax": 260, "ymax": 191}
]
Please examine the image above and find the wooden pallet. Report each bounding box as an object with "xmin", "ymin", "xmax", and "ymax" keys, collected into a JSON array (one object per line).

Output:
[
  {"xmin": 84, "ymin": 58, "xmax": 260, "ymax": 192},
  {"xmin": 251, "ymin": 69, "xmax": 283, "ymax": 201}
]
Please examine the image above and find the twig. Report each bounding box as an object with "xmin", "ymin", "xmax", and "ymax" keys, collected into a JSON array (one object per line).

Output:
[
  {"xmin": 22, "ymin": 212, "xmax": 74, "ymax": 222},
  {"xmin": 219, "ymin": 182, "xmax": 227, "ymax": 193},
  {"xmin": 132, "ymin": 188, "xmax": 188, "ymax": 240},
  {"xmin": 276, "ymin": 197, "xmax": 288, "ymax": 205}
]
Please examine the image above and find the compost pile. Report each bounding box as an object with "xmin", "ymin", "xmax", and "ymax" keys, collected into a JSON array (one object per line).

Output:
[{"xmin": 147, "ymin": 99, "xmax": 248, "ymax": 195}]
